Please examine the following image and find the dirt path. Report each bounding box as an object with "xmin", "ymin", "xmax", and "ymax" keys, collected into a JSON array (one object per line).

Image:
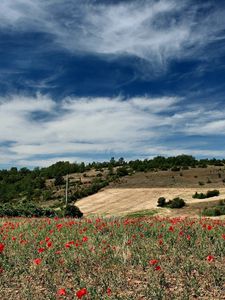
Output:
[{"xmin": 77, "ymin": 187, "xmax": 225, "ymax": 217}]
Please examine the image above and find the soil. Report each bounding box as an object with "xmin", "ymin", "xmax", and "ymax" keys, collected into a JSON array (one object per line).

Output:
[{"xmin": 77, "ymin": 166, "xmax": 225, "ymax": 217}]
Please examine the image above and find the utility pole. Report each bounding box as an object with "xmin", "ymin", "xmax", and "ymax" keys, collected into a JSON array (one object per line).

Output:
[{"xmin": 65, "ymin": 174, "xmax": 68, "ymax": 207}]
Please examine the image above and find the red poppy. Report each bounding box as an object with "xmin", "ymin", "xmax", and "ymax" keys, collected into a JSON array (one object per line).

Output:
[
  {"xmin": 33, "ymin": 258, "xmax": 42, "ymax": 265},
  {"xmin": 38, "ymin": 248, "xmax": 45, "ymax": 253},
  {"xmin": 0, "ymin": 243, "xmax": 5, "ymax": 253},
  {"xmin": 47, "ymin": 241, "xmax": 52, "ymax": 248},
  {"xmin": 222, "ymin": 234, "xmax": 225, "ymax": 240},
  {"xmin": 57, "ymin": 288, "xmax": 66, "ymax": 296},
  {"xmin": 149, "ymin": 259, "xmax": 159, "ymax": 265},
  {"xmin": 207, "ymin": 255, "xmax": 214, "ymax": 262},
  {"xmin": 76, "ymin": 288, "xmax": 87, "ymax": 299},
  {"xmin": 169, "ymin": 226, "xmax": 174, "ymax": 232},
  {"xmin": 82, "ymin": 236, "xmax": 88, "ymax": 242},
  {"xmin": 155, "ymin": 265, "xmax": 161, "ymax": 271},
  {"xmin": 107, "ymin": 288, "xmax": 111, "ymax": 296},
  {"xmin": 207, "ymin": 225, "xmax": 213, "ymax": 231}
]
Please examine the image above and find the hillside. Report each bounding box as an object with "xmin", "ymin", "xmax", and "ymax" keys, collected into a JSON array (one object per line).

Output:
[
  {"xmin": 77, "ymin": 166, "xmax": 225, "ymax": 217},
  {"xmin": 1, "ymin": 156, "xmax": 225, "ymax": 218}
]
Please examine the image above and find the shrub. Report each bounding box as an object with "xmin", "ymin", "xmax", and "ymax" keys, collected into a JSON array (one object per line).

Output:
[
  {"xmin": 0, "ymin": 203, "xmax": 57, "ymax": 217},
  {"xmin": 206, "ymin": 190, "xmax": 219, "ymax": 198},
  {"xmin": 218, "ymin": 199, "xmax": 225, "ymax": 206},
  {"xmin": 192, "ymin": 192, "xmax": 206, "ymax": 199},
  {"xmin": 116, "ymin": 167, "xmax": 129, "ymax": 177},
  {"xmin": 202, "ymin": 207, "xmax": 225, "ymax": 216},
  {"xmin": 171, "ymin": 166, "xmax": 180, "ymax": 172},
  {"xmin": 54, "ymin": 175, "xmax": 65, "ymax": 186},
  {"xmin": 63, "ymin": 205, "xmax": 83, "ymax": 218},
  {"xmin": 168, "ymin": 197, "xmax": 186, "ymax": 209},
  {"xmin": 157, "ymin": 197, "xmax": 166, "ymax": 207},
  {"xmin": 193, "ymin": 190, "xmax": 220, "ymax": 199},
  {"xmin": 157, "ymin": 197, "xmax": 186, "ymax": 209}
]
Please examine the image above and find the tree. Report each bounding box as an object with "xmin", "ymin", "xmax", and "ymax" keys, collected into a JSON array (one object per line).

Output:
[{"xmin": 54, "ymin": 175, "xmax": 65, "ymax": 186}]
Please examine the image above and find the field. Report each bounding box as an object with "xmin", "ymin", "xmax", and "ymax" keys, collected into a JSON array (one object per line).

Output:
[
  {"xmin": 77, "ymin": 187, "xmax": 225, "ymax": 217},
  {"xmin": 77, "ymin": 166, "xmax": 225, "ymax": 217},
  {"xmin": 1, "ymin": 165, "xmax": 225, "ymax": 299},
  {"xmin": 0, "ymin": 216, "xmax": 225, "ymax": 299}
]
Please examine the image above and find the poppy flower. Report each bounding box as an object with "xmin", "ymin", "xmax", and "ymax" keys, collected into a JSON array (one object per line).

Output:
[
  {"xmin": 57, "ymin": 288, "xmax": 66, "ymax": 296},
  {"xmin": 82, "ymin": 236, "xmax": 88, "ymax": 242},
  {"xmin": 155, "ymin": 265, "xmax": 161, "ymax": 271},
  {"xmin": 0, "ymin": 243, "xmax": 5, "ymax": 253},
  {"xmin": 107, "ymin": 288, "xmax": 111, "ymax": 296},
  {"xmin": 47, "ymin": 241, "xmax": 52, "ymax": 248},
  {"xmin": 207, "ymin": 255, "xmax": 214, "ymax": 262},
  {"xmin": 33, "ymin": 258, "xmax": 42, "ymax": 265},
  {"xmin": 169, "ymin": 226, "xmax": 174, "ymax": 232},
  {"xmin": 38, "ymin": 248, "xmax": 45, "ymax": 253},
  {"xmin": 149, "ymin": 259, "xmax": 159, "ymax": 265},
  {"xmin": 76, "ymin": 288, "xmax": 87, "ymax": 299}
]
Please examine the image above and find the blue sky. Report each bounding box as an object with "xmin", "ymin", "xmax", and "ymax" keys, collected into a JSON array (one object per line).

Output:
[{"xmin": 0, "ymin": 0, "xmax": 225, "ymax": 168}]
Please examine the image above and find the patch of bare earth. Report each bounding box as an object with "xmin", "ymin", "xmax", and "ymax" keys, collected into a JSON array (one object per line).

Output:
[{"xmin": 77, "ymin": 187, "xmax": 225, "ymax": 217}]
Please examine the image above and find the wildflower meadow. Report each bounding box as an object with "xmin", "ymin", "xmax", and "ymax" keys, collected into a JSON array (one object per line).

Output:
[{"xmin": 0, "ymin": 216, "xmax": 224, "ymax": 299}]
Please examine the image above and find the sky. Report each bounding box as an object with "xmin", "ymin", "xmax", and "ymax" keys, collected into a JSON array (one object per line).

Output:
[{"xmin": 0, "ymin": 0, "xmax": 225, "ymax": 168}]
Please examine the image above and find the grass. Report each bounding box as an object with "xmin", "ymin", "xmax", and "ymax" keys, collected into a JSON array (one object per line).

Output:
[
  {"xmin": 126, "ymin": 209, "xmax": 158, "ymax": 218},
  {"xmin": 0, "ymin": 216, "xmax": 225, "ymax": 299}
]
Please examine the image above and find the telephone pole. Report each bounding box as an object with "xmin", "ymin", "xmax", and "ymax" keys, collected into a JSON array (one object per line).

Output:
[{"xmin": 65, "ymin": 174, "xmax": 68, "ymax": 207}]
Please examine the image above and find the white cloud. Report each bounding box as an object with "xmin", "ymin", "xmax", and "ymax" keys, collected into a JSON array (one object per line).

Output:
[
  {"xmin": 0, "ymin": 93, "xmax": 225, "ymax": 166},
  {"xmin": 0, "ymin": 0, "xmax": 224, "ymax": 73}
]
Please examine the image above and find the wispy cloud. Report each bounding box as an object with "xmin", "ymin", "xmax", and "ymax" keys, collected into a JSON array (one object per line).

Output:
[{"xmin": 0, "ymin": 0, "xmax": 224, "ymax": 74}]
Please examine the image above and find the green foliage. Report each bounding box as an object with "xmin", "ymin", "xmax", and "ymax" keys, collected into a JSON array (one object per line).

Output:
[
  {"xmin": 116, "ymin": 166, "xmax": 129, "ymax": 177},
  {"xmin": 206, "ymin": 190, "xmax": 220, "ymax": 197},
  {"xmin": 157, "ymin": 197, "xmax": 166, "ymax": 207},
  {"xmin": 63, "ymin": 205, "xmax": 83, "ymax": 218},
  {"xmin": 193, "ymin": 190, "xmax": 220, "ymax": 199},
  {"xmin": 168, "ymin": 197, "xmax": 186, "ymax": 208},
  {"xmin": 0, "ymin": 202, "xmax": 57, "ymax": 217},
  {"xmin": 54, "ymin": 175, "xmax": 65, "ymax": 186},
  {"xmin": 0, "ymin": 155, "xmax": 224, "ymax": 205},
  {"xmin": 202, "ymin": 206, "xmax": 225, "ymax": 216},
  {"xmin": 171, "ymin": 166, "xmax": 180, "ymax": 172},
  {"xmin": 157, "ymin": 197, "xmax": 186, "ymax": 208}
]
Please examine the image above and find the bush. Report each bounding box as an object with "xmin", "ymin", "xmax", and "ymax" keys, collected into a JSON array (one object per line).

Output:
[
  {"xmin": 63, "ymin": 205, "xmax": 83, "ymax": 218},
  {"xmin": 157, "ymin": 197, "xmax": 166, "ymax": 207},
  {"xmin": 116, "ymin": 167, "xmax": 129, "ymax": 177},
  {"xmin": 0, "ymin": 203, "xmax": 57, "ymax": 217},
  {"xmin": 206, "ymin": 190, "xmax": 220, "ymax": 198},
  {"xmin": 157, "ymin": 197, "xmax": 186, "ymax": 209},
  {"xmin": 202, "ymin": 207, "xmax": 225, "ymax": 216},
  {"xmin": 54, "ymin": 175, "xmax": 65, "ymax": 186},
  {"xmin": 168, "ymin": 197, "xmax": 186, "ymax": 209},
  {"xmin": 192, "ymin": 192, "xmax": 206, "ymax": 199},
  {"xmin": 171, "ymin": 166, "xmax": 180, "ymax": 172},
  {"xmin": 193, "ymin": 190, "xmax": 220, "ymax": 199}
]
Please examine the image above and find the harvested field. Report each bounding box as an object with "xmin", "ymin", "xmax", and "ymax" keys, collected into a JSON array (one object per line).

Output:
[{"xmin": 77, "ymin": 187, "xmax": 225, "ymax": 217}]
